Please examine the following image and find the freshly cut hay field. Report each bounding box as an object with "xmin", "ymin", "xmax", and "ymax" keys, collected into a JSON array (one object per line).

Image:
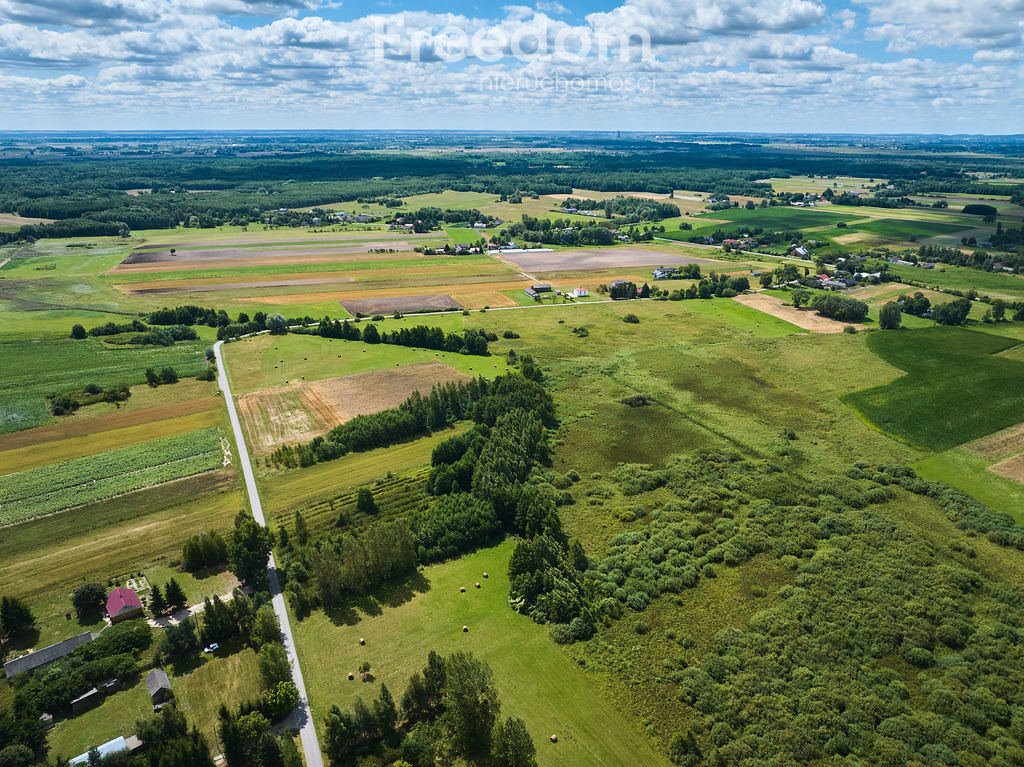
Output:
[
  {"xmin": 732, "ymin": 293, "xmax": 857, "ymax": 333},
  {"xmin": 503, "ymin": 246, "xmax": 718, "ymax": 273},
  {"xmin": 293, "ymin": 540, "xmax": 670, "ymax": 767},
  {"xmin": 340, "ymin": 293, "xmax": 461, "ymax": 315},
  {"xmin": 990, "ymin": 453, "xmax": 1024, "ymax": 485},
  {"xmin": 845, "ymin": 328, "xmax": 1024, "ymax": 451},
  {"xmin": 313, "ymin": 361, "xmax": 469, "ymax": 419},
  {"xmin": 239, "ymin": 362, "xmax": 469, "ymax": 454},
  {"xmin": 239, "ymin": 384, "xmax": 335, "ymax": 454},
  {"xmin": 119, "ymin": 237, "xmax": 431, "ymax": 266}
]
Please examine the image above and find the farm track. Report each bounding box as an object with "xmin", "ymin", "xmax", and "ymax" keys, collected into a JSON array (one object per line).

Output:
[{"xmin": 214, "ymin": 340, "xmax": 324, "ymax": 767}]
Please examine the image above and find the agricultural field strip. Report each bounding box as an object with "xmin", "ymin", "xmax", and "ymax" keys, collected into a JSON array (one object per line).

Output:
[
  {"xmin": 0, "ymin": 426, "xmax": 223, "ymax": 525},
  {"xmin": 105, "ymin": 256, "xmax": 506, "ymax": 283}
]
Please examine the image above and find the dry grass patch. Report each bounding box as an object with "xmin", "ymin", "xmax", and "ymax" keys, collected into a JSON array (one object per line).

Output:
[
  {"xmin": 733, "ymin": 293, "xmax": 863, "ymax": 334},
  {"xmin": 967, "ymin": 422, "xmax": 1024, "ymax": 460},
  {"xmin": 989, "ymin": 453, "xmax": 1024, "ymax": 485},
  {"xmin": 239, "ymin": 362, "xmax": 470, "ymax": 453},
  {"xmin": 340, "ymin": 293, "xmax": 461, "ymax": 316}
]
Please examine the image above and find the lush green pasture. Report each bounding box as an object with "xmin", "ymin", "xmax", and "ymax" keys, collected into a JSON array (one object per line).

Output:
[
  {"xmin": 850, "ymin": 218, "xmax": 971, "ymax": 240},
  {"xmin": 0, "ymin": 336, "xmax": 207, "ymax": 433},
  {"xmin": 262, "ymin": 432, "xmax": 448, "ymax": 517},
  {"xmin": 915, "ymin": 449, "xmax": 1024, "ymax": 523},
  {"xmin": 47, "ymin": 678, "xmax": 152, "ymax": 761},
  {"xmin": 293, "ymin": 540, "xmax": 670, "ymax": 767},
  {"xmin": 175, "ymin": 647, "xmax": 263, "ymax": 745},
  {"xmin": 690, "ymin": 206, "xmax": 859, "ymax": 231},
  {"xmin": 887, "ymin": 263, "xmax": 1024, "ymax": 302},
  {"xmin": 0, "ymin": 427, "xmax": 224, "ymax": 525},
  {"xmin": 844, "ymin": 327, "xmax": 1024, "ymax": 450}
]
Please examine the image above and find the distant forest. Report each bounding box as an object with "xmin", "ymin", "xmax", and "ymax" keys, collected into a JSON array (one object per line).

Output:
[{"xmin": 1, "ymin": 132, "xmax": 1023, "ymax": 242}]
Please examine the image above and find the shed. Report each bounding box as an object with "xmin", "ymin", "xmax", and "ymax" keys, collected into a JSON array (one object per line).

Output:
[
  {"xmin": 147, "ymin": 669, "xmax": 173, "ymax": 705},
  {"xmin": 106, "ymin": 588, "xmax": 143, "ymax": 624},
  {"xmin": 71, "ymin": 687, "xmax": 101, "ymax": 715}
]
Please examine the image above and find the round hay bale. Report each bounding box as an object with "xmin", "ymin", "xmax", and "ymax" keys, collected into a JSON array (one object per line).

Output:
[
  {"xmin": 475, "ymin": 582, "xmax": 481, "ymax": 589},
  {"xmin": 462, "ymin": 625, "xmax": 469, "ymax": 633},
  {"xmin": 459, "ymin": 587, "xmax": 466, "ymax": 593},
  {"xmin": 347, "ymin": 672, "xmax": 354, "ymax": 681},
  {"xmin": 483, "ymin": 572, "xmax": 489, "ymax": 578},
  {"xmin": 358, "ymin": 637, "xmax": 365, "ymax": 646},
  {"xmin": 550, "ymin": 735, "xmax": 558, "ymax": 743}
]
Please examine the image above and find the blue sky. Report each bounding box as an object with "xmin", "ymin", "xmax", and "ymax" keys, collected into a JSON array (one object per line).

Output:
[{"xmin": 0, "ymin": 0, "xmax": 1021, "ymax": 132}]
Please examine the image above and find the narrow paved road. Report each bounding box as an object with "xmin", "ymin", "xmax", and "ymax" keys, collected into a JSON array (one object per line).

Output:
[{"xmin": 214, "ymin": 340, "xmax": 324, "ymax": 767}]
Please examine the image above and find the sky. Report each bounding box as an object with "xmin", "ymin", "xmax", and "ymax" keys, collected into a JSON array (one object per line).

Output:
[{"xmin": 0, "ymin": 0, "xmax": 1021, "ymax": 133}]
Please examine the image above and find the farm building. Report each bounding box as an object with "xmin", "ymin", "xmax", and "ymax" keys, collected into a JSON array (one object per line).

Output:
[
  {"xmin": 2, "ymin": 632, "xmax": 95, "ymax": 678},
  {"xmin": 532, "ymin": 284, "xmax": 552, "ymax": 293},
  {"xmin": 652, "ymin": 268, "xmax": 675, "ymax": 280},
  {"xmin": 106, "ymin": 588, "xmax": 143, "ymax": 623},
  {"xmin": 69, "ymin": 736, "xmax": 133, "ymax": 766},
  {"xmin": 570, "ymin": 287, "xmax": 589, "ymax": 298},
  {"xmin": 147, "ymin": 669, "xmax": 173, "ymax": 706},
  {"xmin": 71, "ymin": 687, "xmax": 101, "ymax": 715}
]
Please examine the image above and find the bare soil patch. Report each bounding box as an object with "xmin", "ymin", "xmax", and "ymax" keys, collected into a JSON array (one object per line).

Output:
[
  {"xmin": 239, "ymin": 363, "xmax": 469, "ymax": 452},
  {"xmin": 965, "ymin": 422, "xmax": 1024, "ymax": 460},
  {"xmin": 504, "ymin": 247, "xmax": 717, "ymax": 272},
  {"xmin": 120, "ymin": 240, "xmax": 424, "ymax": 266},
  {"xmin": 989, "ymin": 453, "xmax": 1024, "ymax": 485},
  {"xmin": 340, "ymin": 294, "xmax": 462, "ymax": 315},
  {"xmin": 733, "ymin": 293, "xmax": 865, "ymax": 334}
]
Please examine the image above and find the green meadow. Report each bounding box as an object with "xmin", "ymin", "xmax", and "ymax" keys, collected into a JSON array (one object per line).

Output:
[{"xmin": 844, "ymin": 327, "xmax": 1024, "ymax": 451}]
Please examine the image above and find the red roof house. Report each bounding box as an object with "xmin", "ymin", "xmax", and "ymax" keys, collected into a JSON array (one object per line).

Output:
[{"xmin": 106, "ymin": 588, "xmax": 143, "ymax": 624}]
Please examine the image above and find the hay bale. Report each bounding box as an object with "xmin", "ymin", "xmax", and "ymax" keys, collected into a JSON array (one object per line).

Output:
[
  {"xmin": 358, "ymin": 637, "xmax": 365, "ymax": 646},
  {"xmin": 347, "ymin": 672, "xmax": 354, "ymax": 681},
  {"xmin": 475, "ymin": 582, "xmax": 481, "ymax": 589},
  {"xmin": 459, "ymin": 587, "xmax": 466, "ymax": 593},
  {"xmin": 483, "ymin": 572, "xmax": 489, "ymax": 578},
  {"xmin": 462, "ymin": 625, "xmax": 469, "ymax": 633},
  {"xmin": 550, "ymin": 735, "xmax": 558, "ymax": 743}
]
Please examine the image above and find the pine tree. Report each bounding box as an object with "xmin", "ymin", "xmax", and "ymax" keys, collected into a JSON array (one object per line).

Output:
[
  {"xmin": 374, "ymin": 684, "xmax": 398, "ymax": 737},
  {"xmin": 164, "ymin": 578, "xmax": 187, "ymax": 612},
  {"xmin": 149, "ymin": 584, "xmax": 166, "ymax": 616}
]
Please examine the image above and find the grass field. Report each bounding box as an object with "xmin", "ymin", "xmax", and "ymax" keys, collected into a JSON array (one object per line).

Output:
[
  {"xmin": 223, "ymin": 331, "xmax": 510, "ymax": 395},
  {"xmin": 293, "ymin": 540, "xmax": 670, "ymax": 767},
  {"xmin": 0, "ymin": 336, "xmax": 208, "ymax": 433},
  {"xmin": 46, "ymin": 678, "xmax": 152, "ymax": 761},
  {"xmin": 0, "ymin": 471, "xmax": 242, "ymax": 646},
  {"xmin": 849, "ymin": 218, "xmax": 971, "ymax": 240},
  {"xmin": 175, "ymin": 646, "xmax": 263, "ymax": 745},
  {"xmin": 887, "ymin": 263, "xmax": 1024, "ymax": 302},
  {"xmin": 915, "ymin": 449, "xmax": 1024, "ymax": 523},
  {"xmin": 844, "ymin": 327, "xmax": 1024, "ymax": 451}
]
